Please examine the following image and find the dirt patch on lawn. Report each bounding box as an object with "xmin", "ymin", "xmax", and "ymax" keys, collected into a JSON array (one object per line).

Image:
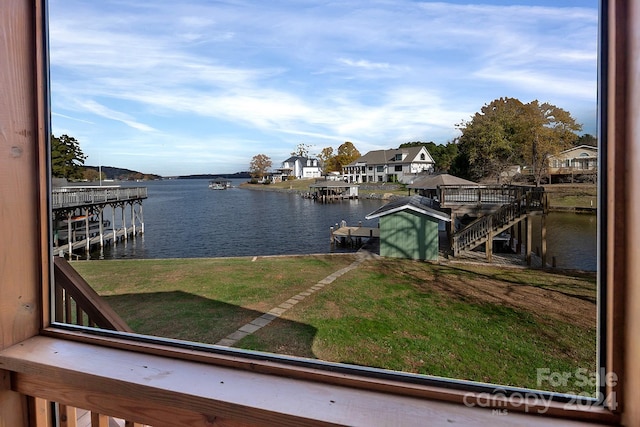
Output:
[{"xmin": 364, "ymin": 260, "xmax": 596, "ymax": 328}]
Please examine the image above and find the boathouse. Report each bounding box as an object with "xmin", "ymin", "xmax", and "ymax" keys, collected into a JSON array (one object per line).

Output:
[
  {"xmin": 366, "ymin": 196, "xmax": 450, "ymax": 261},
  {"xmin": 309, "ymin": 181, "xmax": 358, "ymax": 202},
  {"xmin": 407, "ymin": 173, "xmax": 478, "ymax": 199}
]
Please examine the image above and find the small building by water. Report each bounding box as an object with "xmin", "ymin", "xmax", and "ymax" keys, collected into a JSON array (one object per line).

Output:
[
  {"xmin": 366, "ymin": 195, "xmax": 451, "ymax": 261},
  {"xmin": 309, "ymin": 181, "xmax": 359, "ymax": 202}
]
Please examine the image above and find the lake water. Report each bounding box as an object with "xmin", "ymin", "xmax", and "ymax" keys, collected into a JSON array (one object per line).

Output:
[
  {"xmin": 92, "ymin": 179, "xmax": 598, "ymax": 271},
  {"xmin": 93, "ymin": 179, "xmax": 384, "ymax": 260}
]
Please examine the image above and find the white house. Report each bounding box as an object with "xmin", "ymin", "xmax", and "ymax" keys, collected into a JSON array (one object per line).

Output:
[
  {"xmin": 548, "ymin": 145, "xmax": 598, "ymax": 171},
  {"xmin": 545, "ymin": 145, "xmax": 598, "ymax": 183},
  {"xmin": 277, "ymin": 156, "xmax": 322, "ymax": 180},
  {"xmin": 342, "ymin": 146, "xmax": 435, "ymax": 184}
]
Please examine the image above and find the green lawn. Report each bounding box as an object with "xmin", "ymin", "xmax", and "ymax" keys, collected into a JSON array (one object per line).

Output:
[
  {"xmin": 71, "ymin": 255, "xmax": 597, "ymax": 395},
  {"xmin": 544, "ymin": 183, "xmax": 598, "ymax": 208}
]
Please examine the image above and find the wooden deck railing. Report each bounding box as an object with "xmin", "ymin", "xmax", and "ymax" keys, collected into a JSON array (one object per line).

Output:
[
  {"xmin": 52, "ymin": 257, "xmax": 144, "ymax": 426},
  {"xmin": 439, "ymin": 184, "xmax": 536, "ymax": 206},
  {"xmin": 52, "ymin": 187, "xmax": 148, "ymax": 210},
  {"xmin": 451, "ymin": 188, "xmax": 547, "ymax": 255}
]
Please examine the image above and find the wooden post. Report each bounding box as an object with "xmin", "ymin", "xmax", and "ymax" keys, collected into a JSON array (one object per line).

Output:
[
  {"xmin": 112, "ymin": 206, "xmax": 117, "ymax": 245},
  {"xmin": 67, "ymin": 212, "xmax": 73, "ymax": 257},
  {"xmin": 525, "ymin": 215, "xmax": 532, "ymax": 266},
  {"xmin": 486, "ymin": 215, "xmax": 493, "ymax": 262},
  {"xmin": 139, "ymin": 203, "xmax": 145, "ymax": 234},
  {"xmin": 330, "ymin": 226, "xmax": 334, "ymax": 245},
  {"xmin": 131, "ymin": 203, "xmax": 136, "ymax": 236},
  {"xmin": 517, "ymin": 219, "xmax": 522, "ymax": 254},
  {"xmin": 0, "ymin": 1, "xmax": 49, "ymax": 422},
  {"xmin": 509, "ymin": 224, "xmax": 515, "ymax": 250},
  {"xmin": 541, "ymin": 214, "xmax": 547, "ymax": 268},
  {"xmin": 85, "ymin": 208, "xmax": 90, "ymax": 256},
  {"xmin": 121, "ymin": 205, "xmax": 127, "ymax": 241},
  {"xmin": 99, "ymin": 207, "xmax": 104, "ymax": 247}
]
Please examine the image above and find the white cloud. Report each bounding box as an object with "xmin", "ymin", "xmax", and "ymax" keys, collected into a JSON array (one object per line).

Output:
[{"xmin": 49, "ymin": 0, "xmax": 598, "ymax": 175}]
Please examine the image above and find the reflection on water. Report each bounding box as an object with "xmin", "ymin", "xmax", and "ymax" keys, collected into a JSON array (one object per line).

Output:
[{"xmin": 530, "ymin": 212, "xmax": 597, "ymax": 271}]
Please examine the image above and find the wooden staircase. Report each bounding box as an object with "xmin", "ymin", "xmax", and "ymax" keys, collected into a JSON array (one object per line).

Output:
[{"xmin": 451, "ymin": 187, "xmax": 546, "ymax": 256}]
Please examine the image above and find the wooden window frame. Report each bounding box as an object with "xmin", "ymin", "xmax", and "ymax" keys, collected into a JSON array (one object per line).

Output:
[{"xmin": 1, "ymin": 0, "xmax": 639, "ymax": 425}]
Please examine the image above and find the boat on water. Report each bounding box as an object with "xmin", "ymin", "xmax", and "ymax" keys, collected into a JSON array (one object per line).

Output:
[{"xmin": 209, "ymin": 180, "xmax": 231, "ymax": 190}]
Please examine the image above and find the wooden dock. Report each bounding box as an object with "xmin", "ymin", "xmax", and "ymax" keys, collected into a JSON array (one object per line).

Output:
[
  {"xmin": 330, "ymin": 223, "xmax": 379, "ymax": 247},
  {"xmin": 53, "ymin": 226, "xmax": 139, "ymax": 258},
  {"xmin": 52, "ymin": 186, "xmax": 147, "ymax": 259}
]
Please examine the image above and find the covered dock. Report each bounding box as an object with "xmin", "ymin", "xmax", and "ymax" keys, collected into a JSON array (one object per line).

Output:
[
  {"xmin": 309, "ymin": 181, "xmax": 359, "ymax": 202},
  {"xmin": 330, "ymin": 222, "xmax": 379, "ymax": 247}
]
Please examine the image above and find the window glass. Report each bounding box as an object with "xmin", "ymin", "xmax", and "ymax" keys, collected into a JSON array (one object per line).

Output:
[{"xmin": 49, "ymin": 0, "xmax": 601, "ymax": 406}]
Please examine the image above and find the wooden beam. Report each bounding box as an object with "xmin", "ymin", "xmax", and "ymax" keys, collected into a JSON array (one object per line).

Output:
[
  {"xmin": 3, "ymin": 336, "xmax": 615, "ymax": 426},
  {"xmin": 0, "ymin": 0, "xmax": 48, "ymax": 424},
  {"xmin": 31, "ymin": 397, "xmax": 51, "ymax": 427}
]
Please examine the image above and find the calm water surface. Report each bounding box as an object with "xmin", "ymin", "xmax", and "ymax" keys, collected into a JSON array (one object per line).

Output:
[
  {"xmin": 95, "ymin": 179, "xmax": 384, "ymax": 260},
  {"xmin": 94, "ymin": 179, "xmax": 597, "ymax": 271}
]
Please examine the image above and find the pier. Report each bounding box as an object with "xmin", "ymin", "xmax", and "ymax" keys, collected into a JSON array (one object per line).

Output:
[
  {"xmin": 439, "ymin": 185, "xmax": 548, "ymax": 265},
  {"xmin": 309, "ymin": 181, "xmax": 359, "ymax": 203},
  {"xmin": 52, "ymin": 186, "xmax": 147, "ymax": 258},
  {"xmin": 330, "ymin": 221, "xmax": 379, "ymax": 247}
]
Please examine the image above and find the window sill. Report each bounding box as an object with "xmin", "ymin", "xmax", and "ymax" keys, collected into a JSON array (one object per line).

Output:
[{"xmin": 0, "ymin": 335, "xmax": 616, "ymax": 426}]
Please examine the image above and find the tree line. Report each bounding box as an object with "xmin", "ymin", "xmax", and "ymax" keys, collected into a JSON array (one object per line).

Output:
[
  {"xmin": 51, "ymin": 134, "xmax": 159, "ymax": 181},
  {"xmin": 249, "ymin": 141, "xmax": 362, "ymax": 180}
]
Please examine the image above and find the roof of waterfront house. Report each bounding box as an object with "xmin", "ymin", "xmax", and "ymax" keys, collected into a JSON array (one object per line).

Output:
[
  {"xmin": 407, "ymin": 173, "xmax": 478, "ymax": 190},
  {"xmin": 365, "ymin": 195, "xmax": 451, "ymax": 222},
  {"xmin": 346, "ymin": 146, "xmax": 434, "ymax": 166}
]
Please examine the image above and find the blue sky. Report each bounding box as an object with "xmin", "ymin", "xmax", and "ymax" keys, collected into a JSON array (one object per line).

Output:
[{"xmin": 49, "ymin": 0, "xmax": 599, "ymax": 176}]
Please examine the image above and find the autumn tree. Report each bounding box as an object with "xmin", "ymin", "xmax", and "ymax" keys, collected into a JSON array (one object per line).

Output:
[
  {"xmin": 521, "ymin": 100, "xmax": 582, "ymax": 185},
  {"xmin": 51, "ymin": 134, "xmax": 87, "ymax": 180},
  {"xmin": 317, "ymin": 146, "xmax": 339, "ymax": 173},
  {"xmin": 455, "ymin": 97, "xmax": 581, "ymax": 184},
  {"xmin": 249, "ymin": 154, "xmax": 272, "ymax": 181},
  {"xmin": 335, "ymin": 141, "xmax": 361, "ymax": 169}
]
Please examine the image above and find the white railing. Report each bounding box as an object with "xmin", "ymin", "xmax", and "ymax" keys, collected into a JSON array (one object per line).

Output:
[{"xmin": 52, "ymin": 187, "xmax": 147, "ymax": 209}]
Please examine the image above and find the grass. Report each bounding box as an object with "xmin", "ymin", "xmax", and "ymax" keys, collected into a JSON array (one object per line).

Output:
[
  {"xmin": 71, "ymin": 254, "xmax": 597, "ymax": 395},
  {"xmin": 243, "ymin": 179, "xmax": 598, "ymax": 209},
  {"xmin": 544, "ymin": 183, "xmax": 597, "ymax": 208},
  {"xmin": 240, "ymin": 178, "xmax": 408, "ymax": 197}
]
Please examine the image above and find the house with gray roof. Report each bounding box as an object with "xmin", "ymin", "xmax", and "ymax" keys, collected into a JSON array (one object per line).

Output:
[
  {"xmin": 275, "ymin": 156, "xmax": 322, "ymax": 180},
  {"xmin": 342, "ymin": 146, "xmax": 435, "ymax": 184},
  {"xmin": 407, "ymin": 173, "xmax": 478, "ymax": 199}
]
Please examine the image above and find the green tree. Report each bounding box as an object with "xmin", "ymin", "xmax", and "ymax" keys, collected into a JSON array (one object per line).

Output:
[
  {"xmin": 249, "ymin": 154, "xmax": 272, "ymax": 181},
  {"xmin": 456, "ymin": 97, "xmax": 528, "ymax": 182},
  {"xmin": 51, "ymin": 134, "xmax": 87, "ymax": 180},
  {"xmin": 576, "ymin": 133, "xmax": 597, "ymax": 147},
  {"xmin": 335, "ymin": 141, "xmax": 361, "ymax": 169}
]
